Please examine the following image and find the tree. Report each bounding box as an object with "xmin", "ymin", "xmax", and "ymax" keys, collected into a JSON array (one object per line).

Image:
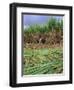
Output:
[
  {"xmin": 47, "ymin": 18, "xmax": 57, "ymax": 32},
  {"xmin": 60, "ymin": 19, "xmax": 63, "ymax": 30}
]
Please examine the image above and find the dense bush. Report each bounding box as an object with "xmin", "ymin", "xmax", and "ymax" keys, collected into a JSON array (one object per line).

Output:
[{"xmin": 24, "ymin": 18, "xmax": 63, "ymax": 34}]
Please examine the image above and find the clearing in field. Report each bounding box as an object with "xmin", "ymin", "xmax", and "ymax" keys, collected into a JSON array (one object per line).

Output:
[{"xmin": 22, "ymin": 14, "xmax": 63, "ymax": 75}]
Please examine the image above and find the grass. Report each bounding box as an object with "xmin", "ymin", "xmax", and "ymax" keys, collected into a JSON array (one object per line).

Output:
[{"xmin": 23, "ymin": 48, "xmax": 63, "ymax": 75}]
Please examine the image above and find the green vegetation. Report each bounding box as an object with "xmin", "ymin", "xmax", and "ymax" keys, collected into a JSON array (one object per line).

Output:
[
  {"xmin": 24, "ymin": 18, "xmax": 63, "ymax": 34},
  {"xmin": 23, "ymin": 17, "xmax": 63, "ymax": 75},
  {"xmin": 23, "ymin": 48, "xmax": 63, "ymax": 75}
]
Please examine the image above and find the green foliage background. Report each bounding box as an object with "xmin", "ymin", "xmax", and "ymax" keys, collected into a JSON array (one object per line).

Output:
[{"xmin": 24, "ymin": 18, "xmax": 63, "ymax": 34}]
